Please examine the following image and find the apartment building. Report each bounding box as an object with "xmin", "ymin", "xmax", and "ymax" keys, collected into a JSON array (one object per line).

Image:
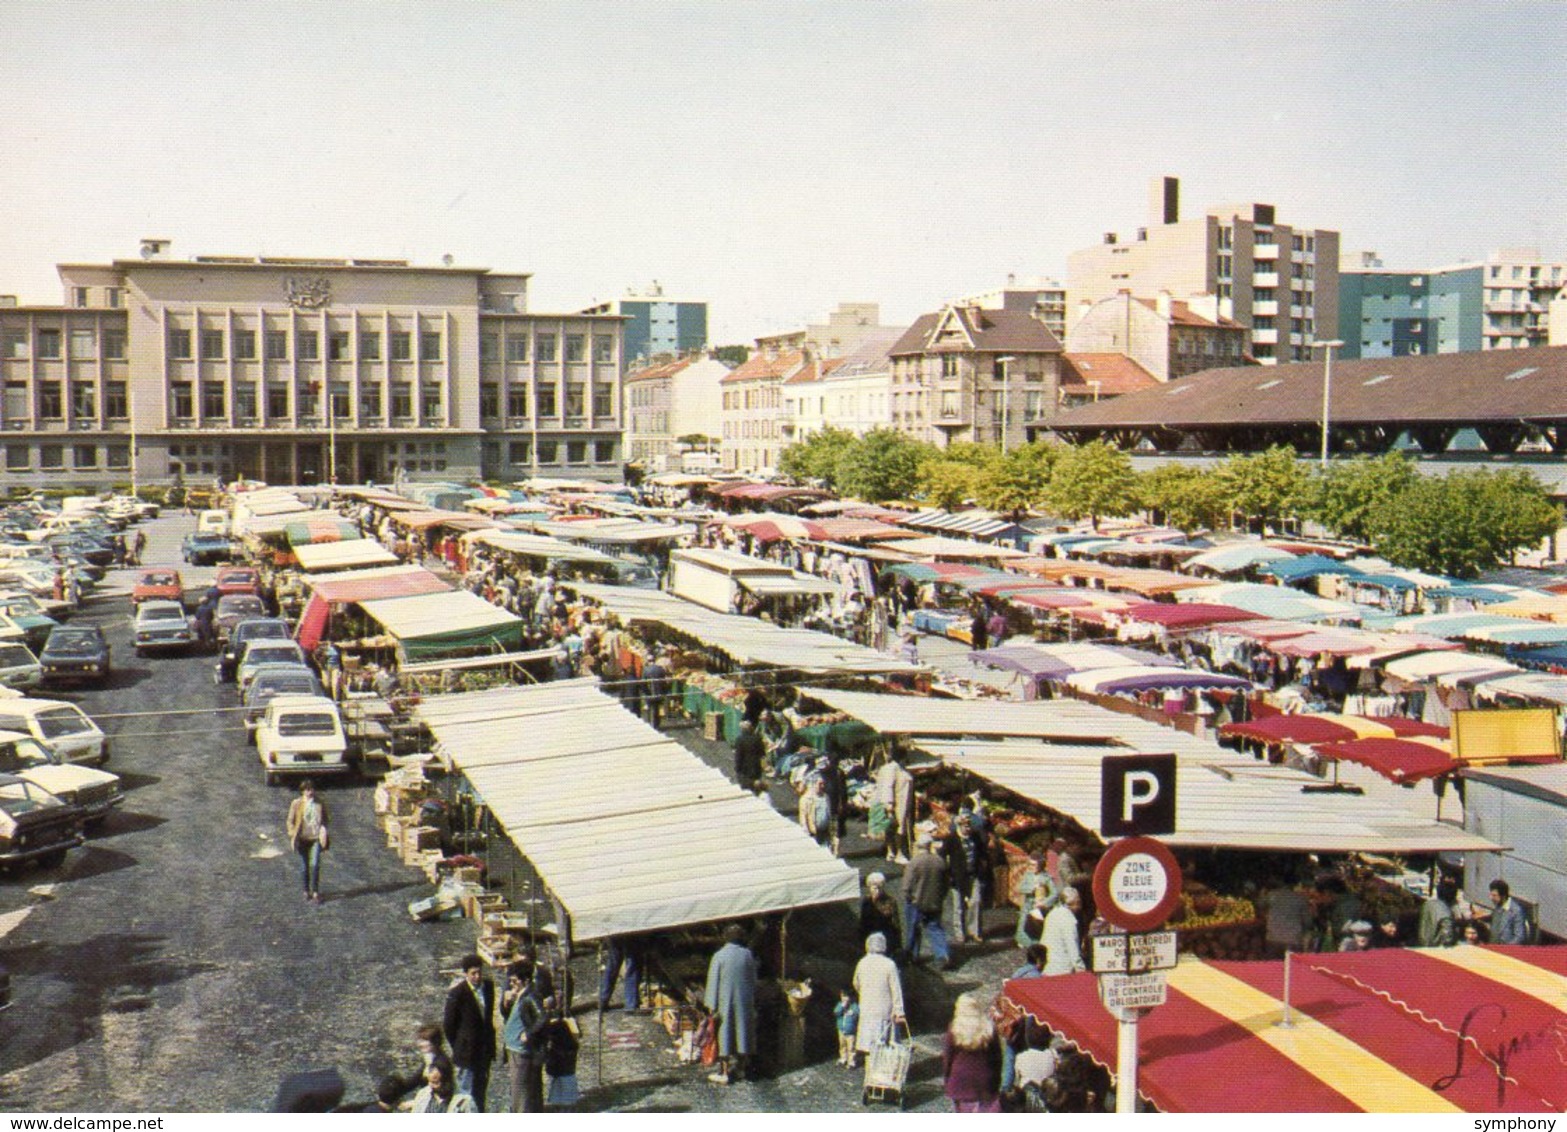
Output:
[
  {"xmin": 1337, "ymin": 248, "xmax": 1567, "ymax": 359},
  {"xmin": 719, "ymin": 346, "xmax": 801, "ymax": 473},
  {"xmin": 886, "ymin": 303, "xmax": 1062, "ymax": 450},
  {"xmin": 1068, "ymin": 176, "xmax": 1340, "ymax": 365},
  {"xmin": 581, "ymin": 284, "xmax": 708, "ymax": 364},
  {"xmin": 779, "ymin": 328, "xmax": 904, "ymax": 442},
  {"xmin": 0, "ymin": 241, "xmax": 625, "ymax": 487},
  {"xmin": 1066, "ymin": 291, "xmax": 1250, "ymax": 381},
  {"xmin": 953, "ymin": 277, "xmax": 1069, "ymax": 340},
  {"xmin": 623, "ymin": 352, "xmax": 731, "ymax": 471}
]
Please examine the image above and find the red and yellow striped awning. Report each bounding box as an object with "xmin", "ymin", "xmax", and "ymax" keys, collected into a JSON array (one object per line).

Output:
[{"xmin": 1005, "ymin": 946, "xmax": 1567, "ymax": 1112}]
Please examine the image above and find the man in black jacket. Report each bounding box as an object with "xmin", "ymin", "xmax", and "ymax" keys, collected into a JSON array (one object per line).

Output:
[
  {"xmin": 443, "ymin": 954, "xmax": 497, "ymax": 1111},
  {"xmin": 732, "ymin": 720, "xmax": 766, "ymax": 793}
]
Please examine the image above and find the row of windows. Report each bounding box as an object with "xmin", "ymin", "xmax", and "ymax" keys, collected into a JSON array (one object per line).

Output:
[
  {"xmin": 479, "ymin": 384, "xmax": 617, "ymax": 419},
  {"xmin": 4, "ymin": 443, "xmax": 130, "ymax": 471},
  {"xmin": 494, "ymin": 440, "xmax": 618, "ymax": 466},
  {"xmin": 3, "ymin": 381, "xmax": 128, "ymax": 420},
  {"xmin": 1, "ymin": 327, "xmax": 127, "ymax": 361},
  {"xmin": 167, "ymin": 327, "xmax": 443, "ymax": 363},
  {"xmin": 480, "ymin": 333, "xmax": 615, "ymax": 364}
]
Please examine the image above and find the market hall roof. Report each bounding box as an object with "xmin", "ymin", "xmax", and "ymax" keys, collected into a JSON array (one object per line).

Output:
[{"xmin": 1048, "ymin": 343, "xmax": 1567, "ymax": 436}]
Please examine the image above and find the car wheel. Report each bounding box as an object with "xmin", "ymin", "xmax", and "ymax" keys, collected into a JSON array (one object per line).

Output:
[
  {"xmin": 37, "ymin": 849, "xmax": 67, "ymax": 869},
  {"xmin": 264, "ymin": 769, "xmax": 279, "ymax": 787}
]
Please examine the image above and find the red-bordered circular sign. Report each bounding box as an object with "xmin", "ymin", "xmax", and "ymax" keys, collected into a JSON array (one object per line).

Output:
[{"xmin": 1091, "ymin": 837, "xmax": 1183, "ymax": 932}]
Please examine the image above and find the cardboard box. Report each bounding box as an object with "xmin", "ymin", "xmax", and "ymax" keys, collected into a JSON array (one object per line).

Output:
[
  {"xmin": 408, "ymin": 894, "xmax": 460, "ymax": 922},
  {"xmin": 702, "ymin": 713, "xmax": 724, "ymax": 741}
]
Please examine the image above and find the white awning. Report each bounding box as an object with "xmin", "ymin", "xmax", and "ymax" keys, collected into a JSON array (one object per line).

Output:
[
  {"xmin": 467, "ymin": 529, "xmax": 618, "ymax": 565},
  {"xmin": 880, "ymin": 536, "xmax": 1025, "ymax": 560},
  {"xmin": 736, "ymin": 574, "xmax": 841, "ymax": 598},
  {"xmin": 414, "ymin": 681, "xmax": 860, "ymax": 940},
  {"xmin": 292, "ymin": 538, "xmax": 400, "ymax": 572},
  {"xmin": 1383, "ymin": 651, "xmax": 1520, "ymax": 683},
  {"xmin": 914, "ymin": 738, "xmax": 1503, "ymax": 854},
  {"xmin": 359, "ymin": 590, "xmax": 522, "ymax": 641},
  {"xmin": 398, "ymin": 647, "xmax": 564, "ymax": 676}
]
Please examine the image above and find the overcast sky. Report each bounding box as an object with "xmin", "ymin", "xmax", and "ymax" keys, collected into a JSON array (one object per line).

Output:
[{"xmin": 2, "ymin": 2, "xmax": 1562, "ymax": 342}]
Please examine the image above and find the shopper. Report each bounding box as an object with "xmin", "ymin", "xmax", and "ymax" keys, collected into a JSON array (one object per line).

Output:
[
  {"xmin": 409, "ymin": 1057, "xmax": 476, "ymax": 1114},
  {"xmin": 1488, "ymin": 880, "xmax": 1531, "ymax": 945},
  {"xmin": 443, "ymin": 955, "xmax": 497, "ymax": 1111},
  {"xmin": 851, "ymin": 933, "xmax": 905, "ymax": 1068},
  {"xmin": 901, "ymin": 834, "xmax": 951, "ymax": 969},
  {"xmin": 1042, "ymin": 888, "xmax": 1086, "ymax": 975},
  {"xmin": 941, "ymin": 992, "xmax": 1003, "ymax": 1112},
  {"xmin": 702, "ymin": 923, "xmax": 758, "ymax": 1085},
  {"xmin": 500, "ymin": 964, "xmax": 546, "ymax": 1113},
  {"xmin": 284, "ymin": 779, "xmax": 329, "ymax": 904}
]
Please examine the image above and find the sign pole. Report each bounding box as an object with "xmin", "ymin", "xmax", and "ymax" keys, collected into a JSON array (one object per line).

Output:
[{"xmin": 1115, "ymin": 1009, "xmax": 1141, "ymax": 1114}]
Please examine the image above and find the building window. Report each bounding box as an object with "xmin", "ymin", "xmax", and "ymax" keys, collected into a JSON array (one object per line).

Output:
[
  {"xmin": 390, "ymin": 332, "xmax": 412, "ymax": 362},
  {"xmin": 170, "ymin": 382, "xmax": 194, "ymax": 419},
  {"xmin": 1, "ymin": 329, "xmax": 26, "ymax": 359},
  {"xmin": 537, "ymin": 440, "xmax": 558, "ymax": 464},
  {"xmin": 535, "ymin": 335, "xmax": 557, "ymax": 363},
  {"xmin": 72, "ymin": 287, "xmax": 90, "ymax": 308},
  {"xmin": 564, "ymin": 384, "xmax": 585, "ymax": 417},
  {"xmin": 330, "ymin": 384, "xmax": 350, "ymax": 420},
  {"xmin": 565, "ymin": 334, "xmax": 586, "ymax": 363},
  {"xmin": 480, "ymin": 334, "xmax": 499, "ymax": 363},
  {"xmin": 267, "ymin": 385, "xmax": 289, "ymax": 419},
  {"xmin": 508, "ymin": 440, "xmax": 531, "ymax": 465},
  {"xmin": 265, "ymin": 330, "xmax": 289, "ymax": 360},
  {"xmin": 105, "ymin": 381, "xmax": 128, "ymax": 418},
  {"xmin": 480, "ymin": 384, "xmax": 499, "ymax": 419},
  {"xmin": 593, "ymin": 335, "xmax": 614, "ymax": 363},
  {"xmin": 296, "ymin": 331, "xmax": 319, "ymax": 361},
  {"xmin": 106, "ymin": 445, "xmax": 129, "ymax": 469},
  {"xmin": 419, "ymin": 332, "xmax": 441, "ymax": 362},
  {"xmin": 594, "ymin": 440, "xmax": 616, "ymax": 463},
  {"xmin": 201, "ymin": 384, "xmax": 226, "ymax": 419},
  {"xmin": 359, "ymin": 386, "xmax": 382, "ymax": 419},
  {"xmin": 72, "ymin": 384, "xmax": 96, "ymax": 420},
  {"xmin": 38, "ymin": 382, "xmax": 63, "ymax": 419},
  {"xmin": 566, "ymin": 441, "xmax": 587, "ymax": 464},
  {"xmin": 536, "ymin": 383, "xmax": 557, "ymax": 417},
  {"xmin": 69, "ymin": 328, "xmax": 96, "ymax": 357},
  {"xmin": 360, "ymin": 331, "xmax": 382, "ymax": 361},
  {"xmin": 232, "ymin": 329, "xmax": 256, "ymax": 360},
  {"xmin": 505, "ymin": 334, "xmax": 528, "ymax": 363},
  {"xmin": 73, "ymin": 444, "xmax": 97, "ymax": 468},
  {"xmin": 420, "ymin": 384, "xmax": 442, "ymax": 418},
  {"xmin": 198, "ymin": 329, "xmax": 224, "ymax": 360},
  {"xmin": 391, "ymin": 384, "xmax": 412, "ymax": 418},
  {"xmin": 593, "ymin": 384, "xmax": 614, "ymax": 417},
  {"xmin": 328, "ymin": 332, "xmax": 350, "ymax": 361},
  {"xmin": 36, "ymin": 328, "xmax": 62, "ymax": 359},
  {"xmin": 507, "ymin": 386, "xmax": 529, "ymax": 418},
  {"xmin": 40, "ymin": 444, "xmax": 63, "ymax": 470},
  {"xmin": 4, "ymin": 445, "xmax": 26, "ymax": 470},
  {"xmin": 235, "ymin": 384, "xmax": 257, "ymax": 420},
  {"xmin": 105, "ymin": 288, "xmax": 124, "ymax": 309},
  {"xmin": 167, "ymin": 328, "xmax": 192, "ymax": 360}
]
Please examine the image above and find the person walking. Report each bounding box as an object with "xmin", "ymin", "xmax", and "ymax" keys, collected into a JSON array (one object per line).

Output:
[
  {"xmin": 640, "ymin": 650, "xmax": 669, "ymax": 730},
  {"xmin": 539, "ymin": 997, "xmax": 580, "ymax": 1109},
  {"xmin": 850, "ymin": 933, "xmax": 904, "ymax": 1070},
  {"xmin": 285, "ymin": 779, "xmax": 329, "ymax": 904},
  {"xmin": 443, "ymin": 955, "xmax": 497, "ymax": 1111},
  {"xmin": 941, "ymin": 992, "xmax": 1003, "ymax": 1112},
  {"xmin": 500, "ymin": 963, "xmax": 546, "ymax": 1113},
  {"xmin": 858, "ymin": 873, "xmax": 901, "ymax": 955},
  {"xmin": 702, "ymin": 923, "xmax": 758, "ymax": 1085},
  {"xmin": 1042, "ymin": 887, "xmax": 1086, "ymax": 975},
  {"xmin": 598, "ymin": 934, "xmax": 646, "ymax": 1014},
  {"xmin": 901, "ymin": 834, "xmax": 952, "ymax": 969}
]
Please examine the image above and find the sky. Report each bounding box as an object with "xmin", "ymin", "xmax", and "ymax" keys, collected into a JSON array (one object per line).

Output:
[{"xmin": 1, "ymin": 1, "xmax": 1563, "ymax": 343}]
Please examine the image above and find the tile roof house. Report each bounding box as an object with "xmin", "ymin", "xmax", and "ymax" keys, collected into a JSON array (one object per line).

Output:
[
  {"xmin": 719, "ymin": 346, "xmax": 805, "ymax": 472},
  {"xmin": 1065, "ymin": 290, "xmax": 1252, "ymax": 382},
  {"xmin": 624, "ymin": 353, "xmax": 732, "ymax": 471}
]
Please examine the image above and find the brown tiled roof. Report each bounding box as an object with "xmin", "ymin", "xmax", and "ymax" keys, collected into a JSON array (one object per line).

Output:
[
  {"xmin": 783, "ymin": 356, "xmax": 851, "ymax": 386},
  {"xmin": 889, "ymin": 306, "xmax": 1061, "ymax": 357},
  {"xmin": 625, "ymin": 355, "xmax": 702, "ymax": 384},
  {"xmin": 721, "ymin": 348, "xmax": 805, "ymax": 385},
  {"xmin": 1060, "ymin": 354, "xmax": 1160, "ymax": 395},
  {"xmin": 1134, "ymin": 298, "xmax": 1244, "ymax": 329},
  {"xmin": 1051, "ymin": 344, "xmax": 1567, "ymax": 431}
]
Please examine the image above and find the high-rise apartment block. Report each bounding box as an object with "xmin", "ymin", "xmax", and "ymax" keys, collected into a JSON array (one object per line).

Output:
[
  {"xmin": 582, "ymin": 284, "xmax": 707, "ymax": 365},
  {"xmin": 1068, "ymin": 176, "xmax": 1340, "ymax": 365},
  {"xmin": 0, "ymin": 241, "xmax": 625, "ymax": 487}
]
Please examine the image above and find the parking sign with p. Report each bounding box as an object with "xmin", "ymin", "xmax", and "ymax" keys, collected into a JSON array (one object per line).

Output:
[{"xmin": 1101, "ymin": 753, "xmax": 1176, "ymax": 837}]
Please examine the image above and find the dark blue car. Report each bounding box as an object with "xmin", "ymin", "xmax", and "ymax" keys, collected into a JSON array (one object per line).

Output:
[{"xmin": 182, "ymin": 533, "xmax": 233, "ymax": 566}]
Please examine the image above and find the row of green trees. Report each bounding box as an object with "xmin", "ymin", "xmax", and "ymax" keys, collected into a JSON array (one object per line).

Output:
[{"xmin": 776, "ymin": 430, "xmax": 1562, "ymax": 579}]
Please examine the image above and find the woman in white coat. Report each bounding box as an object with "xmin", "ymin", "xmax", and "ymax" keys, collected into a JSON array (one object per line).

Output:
[{"xmin": 851, "ymin": 932, "xmax": 905, "ymax": 1064}]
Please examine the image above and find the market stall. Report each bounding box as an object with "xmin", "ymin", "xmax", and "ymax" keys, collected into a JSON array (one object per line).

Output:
[
  {"xmin": 292, "ymin": 538, "xmax": 400, "ymax": 573},
  {"xmin": 358, "ymin": 590, "xmax": 526, "ymax": 662},
  {"xmin": 294, "ymin": 565, "xmax": 453, "ymax": 652}
]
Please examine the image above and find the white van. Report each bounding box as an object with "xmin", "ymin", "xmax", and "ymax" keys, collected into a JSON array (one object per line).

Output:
[
  {"xmin": 197, "ymin": 510, "xmax": 231, "ymax": 538},
  {"xmin": 0, "ymin": 696, "xmax": 108, "ymax": 766}
]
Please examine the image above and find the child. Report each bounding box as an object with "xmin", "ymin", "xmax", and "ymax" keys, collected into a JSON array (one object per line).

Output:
[
  {"xmin": 834, "ymin": 989, "xmax": 861, "ymax": 1068},
  {"xmin": 540, "ymin": 997, "xmax": 581, "ymax": 1109}
]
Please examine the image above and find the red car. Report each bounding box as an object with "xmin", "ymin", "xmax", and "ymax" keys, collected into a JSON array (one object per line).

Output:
[
  {"xmin": 131, "ymin": 569, "xmax": 184, "ymax": 607},
  {"xmin": 213, "ymin": 566, "xmax": 261, "ymax": 597}
]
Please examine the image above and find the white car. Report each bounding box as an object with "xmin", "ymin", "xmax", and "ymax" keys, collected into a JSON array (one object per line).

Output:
[
  {"xmin": 236, "ymin": 640, "xmax": 309, "ymax": 694},
  {"xmin": 0, "ymin": 643, "xmax": 41, "ymax": 690},
  {"xmin": 0, "ymin": 730, "xmax": 121, "ymax": 827},
  {"xmin": 133, "ymin": 600, "xmax": 194, "ymax": 655},
  {"xmin": 255, "ymin": 695, "xmax": 347, "ymax": 785},
  {"xmin": 0, "ymin": 695, "xmax": 108, "ymax": 766}
]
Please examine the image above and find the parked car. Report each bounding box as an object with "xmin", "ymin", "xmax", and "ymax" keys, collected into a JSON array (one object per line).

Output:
[
  {"xmin": 213, "ymin": 566, "xmax": 261, "ymax": 598},
  {"xmin": 0, "ymin": 731, "xmax": 122, "ymax": 828},
  {"xmin": 243, "ymin": 665, "xmax": 325, "ymax": 735},
  {"xmin": 132, "ymin": 569, "xmax": 185, "ymax": 607},
  {"xmin": 133, "ymin": 600, "xmax": 194, "ymax": 655},
  {"xmin": 218, "ymin": 617, "xmax": 292, "ymax": 683},
  {"xmin": 0, "ymin": 697, "xmax": 108, "ymax": 766},
  {"xmin": 236, "ymin": 639, "xmax": 309, "ymax": 694},
  {"xmin": 0, "ymin": 643, "xmax": 41, "ymax": 691},
  {"xmin": 38, "ymin": 625, "xmax": 111, "ymax": 688},
  {"xmin": 182, "ymin": 532, "xmax": 233, "ymax": 566},
  {"xmin": 255, "ymin": 695, "xmax": 347, "ymax": 785},
  {"xmin": 0, "ymin": 774, "xmax": 84, "ymax": 872},
  {"xmin": 214, "ymin": 594, "xmax": 266, "ymax": 641},
  {"xmin": 0, "ymin": 594, "xmax": 60, "ymax": 651}
]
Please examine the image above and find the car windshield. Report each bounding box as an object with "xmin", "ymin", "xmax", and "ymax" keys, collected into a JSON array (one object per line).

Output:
[
  {"xmin": 0, "ymin": 645, "xmax": 34, "ymax": 667},
  {"xmin": 237, "ymin": 622, "xmax": 289, "ymax": 643},
  {"xmin": 0, "ymin": 780, "xmax": 61, "ymax": 813},
  {"xmin": 140, "ymin": 606, "xmax": 185, "ymax": 624},
  {"xmin": 222, "ymin": 572, "xmax": 256, "ymax": 585},
  {"xmin": 248, "ymin": 646, "xmax": 300, "ymax": 666},
  {"xmin": 36, "ymin": 708, "xmax": 93, "ymax": 738},
  {"xmin": 219, "ymin": 597, "xmax": 264, "ymax": 616},
  {"xmin": 46, "ymin": 633, "xmax": 100, "ymax": 656},
  {"xmin": 141, "ymin": 573, "xmax": 177, "ymax": 586},
  {"xmin": 277, "ymin": 713, "xmax": 337, "ymax": 737},
  {"xmin": 0, "ymin": 740, "xmax": 50, "ymax": 772}
]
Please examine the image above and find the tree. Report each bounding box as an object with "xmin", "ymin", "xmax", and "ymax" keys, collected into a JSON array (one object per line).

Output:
[
  {"xmin": 711, "ymin": 344, "xmax": 749, "ymax": 369},
  {"xmin": 1308, "ymin": 452, "xmax": 1418, "ymax": 543},
  {"xmin": 1370, "ymin": 467, "xmax": 1561, "ymax": 578},
  {"xmin": 1214, "ymin": 445, "xmax": 1310, "ymax": 533},
  {"xmin": 677, "ymin": 433, "xmax": 716, "ymax": 451},
  {"xmin": 976, "ymin": 443, "xmax": 1057, "ymax": 515},
  {"xmin": 918, "ymin": 459, "xmax": 986, "ymax": 509},
  {"xmin": 1046, "ymin": 440, "xmax": 1138, "ymax": 529},
  {"xmin": 833, "ymin": 429, "xmax": 931, "ymax": 503},
  {"xmin": 1138, "ymin": 462, "xmax": 1228, "ymax": 535},
  {"xmin": 778, "ymin": 427, "xmax": 856, "ymax": 485}
]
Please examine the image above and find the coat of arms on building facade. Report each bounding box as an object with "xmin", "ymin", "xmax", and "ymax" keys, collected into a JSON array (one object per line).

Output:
[{"xmin": 284, "ymin": 276, "xmax": 332, "ymax": 309}]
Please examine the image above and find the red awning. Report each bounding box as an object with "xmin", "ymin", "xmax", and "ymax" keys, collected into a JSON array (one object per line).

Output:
[
  {"xmin": 310, "ymin": 567, "xmax": 452, "ymax": 605},
  {"xmin": 1005, "ymin": 948, "xmax": 1567, "ymax": 1113},
  {"xmin": 1312, "ymin": 737, "xmax": 1458, "ymax": 783},
  {"xmin": 1120, "ymin": 602, "xmax": 1265, "ymax": 629},
  {"xmin": 1221, "ymin": 716, "xmax": 1361, "ymax": 745}
]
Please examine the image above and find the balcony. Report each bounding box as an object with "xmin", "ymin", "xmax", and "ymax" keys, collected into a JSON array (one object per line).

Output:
[
  {"xmin": 1253, "ymin": 300, "xmax": 1279, "ymax": 317},
  {"xmin": 1253, "ymin": 272, "xmax": 1280, "ymax": 288},
  {"xmin": 1250, "ymin": 328, "xmax": 1279, "ymax": 345},
  {"xmin": 1253, "ymin": 243, "xmax": 1280, "ymax": 261}
]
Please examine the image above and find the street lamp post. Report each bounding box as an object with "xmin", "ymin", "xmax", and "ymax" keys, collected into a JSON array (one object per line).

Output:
[
  {"xmin": 996, "ymin": 355, "xmax": 1016, "ymax": 453},
  {"xmin": 1311, "ymin": 339, "xmax": 1344, "ymax": 468}
]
